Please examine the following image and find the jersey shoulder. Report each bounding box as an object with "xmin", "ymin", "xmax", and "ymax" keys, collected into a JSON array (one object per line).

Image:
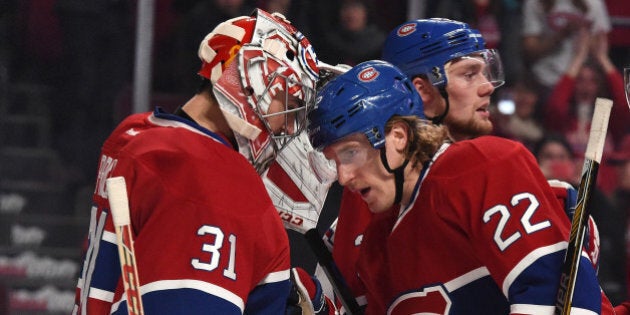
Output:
[
  {"xmin": 107, "ymin": 114, "xmax": 266, "ymax": 207},
  {"xmin": 433, "ymin": 136, "xmax": 534, "ymax": 176}
]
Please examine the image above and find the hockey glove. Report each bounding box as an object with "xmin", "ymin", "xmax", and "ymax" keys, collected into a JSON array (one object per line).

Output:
[{"xmin": 286, "ymin": 267, "xmax": 335, "ymax": 315}]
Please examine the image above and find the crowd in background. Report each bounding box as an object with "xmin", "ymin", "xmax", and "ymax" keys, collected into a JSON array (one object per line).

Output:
[{"xmin": 2, "ymin": 0, "xmax": 630, "ymax": 308}]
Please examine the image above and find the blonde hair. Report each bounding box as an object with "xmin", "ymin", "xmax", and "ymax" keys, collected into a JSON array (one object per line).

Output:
[{"xmin": 385, "ymin": 116, "xmax": 449, "ymax": 168}]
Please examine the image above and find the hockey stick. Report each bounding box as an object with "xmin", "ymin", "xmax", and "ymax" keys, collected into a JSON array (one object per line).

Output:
[
  {"xmin": 554, "ymin": 98, "xmax": 612, "ymax": 315},
  {"xmin": 305, "ymin": 228, "xmax": 362, "ymax": 315},
  {"xmin": 107, "ymin": 176, "xmax": 145, "ymax": 315}
]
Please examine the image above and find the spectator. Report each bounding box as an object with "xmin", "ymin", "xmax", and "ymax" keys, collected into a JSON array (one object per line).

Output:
[
  {"xmin": 604, "ymin": 0, "xmax": 630, "ymax": 69},
  {"xmin": 495, "ymin": 76, "xmax": 545, "ymax": 150},
  {"xmin": 521, "ymin": 0, "xmax": 612, "ymax": 91},
  {"xmin": 542, "ymin": 28, "xmax": 629, "ymax": 194},
  {"xmin": 317, "ymin": 0, "xmax": 386, "ymax": 66},
  {"xmin": 532, "ymin": 134, "xmax": 581, "ymax": 184}
]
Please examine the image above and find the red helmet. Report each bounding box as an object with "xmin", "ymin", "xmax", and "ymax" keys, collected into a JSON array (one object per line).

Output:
[{"xmin": 198, "ymin": 9, "xmax": 319, "ymax": 173}]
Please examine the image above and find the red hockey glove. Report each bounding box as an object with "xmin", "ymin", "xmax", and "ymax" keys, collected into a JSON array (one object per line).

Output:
[{"xmin": 286, "ymin": 267, "xmax": 336, "ymax": 315}]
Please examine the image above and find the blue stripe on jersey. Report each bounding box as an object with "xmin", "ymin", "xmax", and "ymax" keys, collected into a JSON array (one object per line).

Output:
[
  {"xmin": 113, "ymin": 288, "xmax": 242, "ymax": 315},
  {"xmin": 508, "ymin": 250, "xmax": 601, "ymax": 313},
  {"xmin": 111, "ymin": 279, "xmax": 291, "ymax": 315},
  {"xmin": 244, "ymin": 279, "xmax": 292, "ymax": 314},
  {"xmin": 152, "ymin": 107, "xmax": 231, "ymax": 148},
  {"xmin": 448, "ymin": 276, "xmax": 510, "ymax": 314},
  {"xmin": 90, "ymin": 239, "xmax": 122, "ymax": 293}
]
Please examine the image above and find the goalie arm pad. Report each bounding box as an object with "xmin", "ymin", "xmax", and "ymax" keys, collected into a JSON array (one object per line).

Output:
[{"xmin": 286, "ymin": 267, "xmax": 336, "ymax": 315}]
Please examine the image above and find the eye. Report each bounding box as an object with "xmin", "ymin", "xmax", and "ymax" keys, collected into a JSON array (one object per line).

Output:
[
  {"xmin": 464, "ymin": 71, "xmax": 476, "ymax": 79},
  {"xmin": 339, "ymin": 148, "xmax": 359, "ymax": 163}
]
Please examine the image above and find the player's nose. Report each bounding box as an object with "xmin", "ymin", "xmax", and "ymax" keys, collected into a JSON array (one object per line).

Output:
[
  {"xmin": 336, "ymin": 165, "xmax": 355, "ymax": 186},
  {"xmin": 478, "ymin": 80, "xmax": 495, "ymax": 96}
]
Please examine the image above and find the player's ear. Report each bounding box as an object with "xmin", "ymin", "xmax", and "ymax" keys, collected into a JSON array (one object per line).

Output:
[
  {"xmin": 412, "ymin": 76, "xmax": 441, "ymax": 118},
  {"xmin": 386, "ymin": 121, "xmax": 409, "ymax": 153}
]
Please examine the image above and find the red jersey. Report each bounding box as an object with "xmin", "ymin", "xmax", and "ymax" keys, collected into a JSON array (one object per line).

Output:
[
  {"xmin": 356, "ymin": 136, "xmax": 612, "ymax": 314},
  {"xmin": 73, "ymin": 108, "xmax": 291, "ymax": 314},
  {"xmin": 325, "ymin": 145, "xmax": 603, "ymax": 314}
]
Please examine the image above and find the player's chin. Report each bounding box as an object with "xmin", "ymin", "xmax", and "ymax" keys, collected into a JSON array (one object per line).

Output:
[
  {"xmin": 474, "ymin": 119, "xmax": 493, "ymax": 136},
  {"xmin": 366, "ymin": 200, "xmax": 391, "ymax": 214}
]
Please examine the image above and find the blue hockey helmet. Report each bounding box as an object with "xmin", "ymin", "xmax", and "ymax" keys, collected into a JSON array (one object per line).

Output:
[
  {"xmin": 382, "ymin": 18, "xmax": 504, "ymax": 88},
  {"xmin": 308, "ymin": 60, "xmax": 424, "ymax": 151}
]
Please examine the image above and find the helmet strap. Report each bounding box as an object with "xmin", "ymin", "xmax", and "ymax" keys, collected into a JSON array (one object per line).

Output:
[
  {"xmin": 429, "ymin": 87, "xmax": 450, "ymax": 125},
  {"xmin": 380, "ymin": 148, "xmax": 409, "ymax": 205}
]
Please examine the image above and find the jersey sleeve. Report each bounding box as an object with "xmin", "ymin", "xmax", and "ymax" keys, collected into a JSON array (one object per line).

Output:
[{"xmin": 435, "ymin": 139, "xmax": 605, "ymax": 314}]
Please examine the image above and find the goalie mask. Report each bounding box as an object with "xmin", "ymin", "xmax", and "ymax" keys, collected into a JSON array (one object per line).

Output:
[{"xmin": 198, "ymin": 9, "xmax": 319, "ymax": 173}]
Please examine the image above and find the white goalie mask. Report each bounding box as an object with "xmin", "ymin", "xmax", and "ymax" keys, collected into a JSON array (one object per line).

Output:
[{"xmin": 198, "ymin": 9, "xmax": 319, "ymax": 173}]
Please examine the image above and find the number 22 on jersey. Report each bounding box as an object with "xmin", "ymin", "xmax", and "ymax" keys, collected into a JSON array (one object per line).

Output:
[{"xmin": 483, "ymin": 193, "xmax": 551, "ymax": 251}]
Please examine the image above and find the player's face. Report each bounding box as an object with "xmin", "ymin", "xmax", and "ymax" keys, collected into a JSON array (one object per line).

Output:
[
  {"xmin": 575, "ymin": 66, "xmax": 600, "ymax": 101},
  {"xmin": 264, "ymin": 93, "xmax": 304, "ymax": 136},
  {"xmin": 261, "ymin": 72, "xmax": 314, "ymax": 152},
  {"xmin": 443, "ymin": 54, "xmax": 498, "ymax": 141},
  {"xmin": 537, "ymin": 141, "xmax": 577, "ymax": 183},
  {"xmin": 323, "ymin": 134, "xmax": 396, "ymax": 213}
]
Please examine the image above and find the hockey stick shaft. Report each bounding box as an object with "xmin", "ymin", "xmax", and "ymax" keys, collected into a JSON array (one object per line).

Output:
[
  {"xmin": 107, "ymin": 176, "xmax": 145, "ymax": 315},
  {"xmin": 305, "ymin": 228, "xmax": 362, "ymax": 315},
  {"xmin": 555, "ymin": 98, "xmax": 612, "ymax": 315}
]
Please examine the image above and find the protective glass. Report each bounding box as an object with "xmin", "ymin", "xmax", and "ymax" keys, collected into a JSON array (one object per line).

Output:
[
  {"xmin": 258, "ymin": 72, "xmax": 316, "ymax": 152},
  {"xmin": 317, "ymin": 140, "xmax": 375, "ymax": 183},
  {"xmin": 445, "ymin": 49, "xmax": 505, "ymax": 89}
]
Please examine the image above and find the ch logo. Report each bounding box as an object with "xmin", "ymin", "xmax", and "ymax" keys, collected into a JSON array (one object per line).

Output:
[
  {"xmin": 388, "ymin": 285, "xmax": 451, "ymax": 315},
  {"xmin": 397, "ymin": 23, "xmax": 417, "ymax": 37},
  {"xmin": 358, "ymin": 67, "xmax": 379, "ymax": 82}
]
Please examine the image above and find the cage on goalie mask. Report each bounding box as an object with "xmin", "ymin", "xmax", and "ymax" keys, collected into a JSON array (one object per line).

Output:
[
  {"xmin": 198, "ymin": 9, "xmax": 319, "ymax": 173},
  {"xmin": 382, "ymin": 18, "xmax": 504, "ymax": 89}
]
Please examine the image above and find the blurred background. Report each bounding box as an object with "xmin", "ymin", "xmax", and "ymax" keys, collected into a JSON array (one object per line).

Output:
[{"xmin": 0, "ymin": 0, "xmax": 629, "ymax": 313}]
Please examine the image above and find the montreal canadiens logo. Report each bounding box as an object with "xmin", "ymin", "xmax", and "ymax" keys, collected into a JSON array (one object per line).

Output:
[
  {"xmin": 358, "ymin": 67, "xmax": 379, "ymax": 82},
  {"xmin": 296, "ymin": 31, "xmax": 319, "ymax": 80},
  {"xmin": 397, "ymin": 23, "xmax": 416, "ymax": 37}
]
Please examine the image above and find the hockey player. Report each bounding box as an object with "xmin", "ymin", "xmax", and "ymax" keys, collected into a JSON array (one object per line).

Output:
[
  {"xmin": 316, "ymin": 18, "xmax": 505, "ymax": 311},
  {"xmin": 308, "ymin": 59, "xmax": 614, "ymax": 314},
  {"xmin": 316, "ymin": 19, "xmax": 602, "ymax": 313},
  {"xmin": 73, "ymin": 9, "xmax": 329, "ymax": 314}
]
